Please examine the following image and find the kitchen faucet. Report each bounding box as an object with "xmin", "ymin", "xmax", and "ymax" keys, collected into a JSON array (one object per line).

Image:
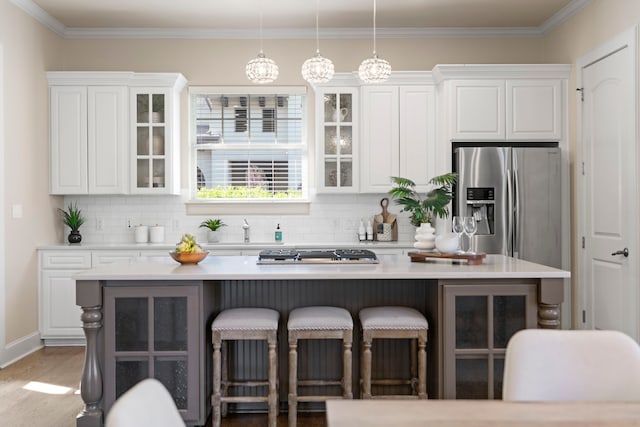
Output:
[{"xmin": 242, "ymin": 219, "xmax": 250, "ymax": 243}]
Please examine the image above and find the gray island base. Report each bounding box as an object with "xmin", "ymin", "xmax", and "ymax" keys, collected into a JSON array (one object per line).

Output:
[{"xmin": 74, "ymin": 254, "xmax": 569, "ymax": 426}]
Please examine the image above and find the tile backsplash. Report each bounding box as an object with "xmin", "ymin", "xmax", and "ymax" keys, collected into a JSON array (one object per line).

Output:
[{"xmin": 63, "ymin": 192, "xmax": 424, "ymax": 245}]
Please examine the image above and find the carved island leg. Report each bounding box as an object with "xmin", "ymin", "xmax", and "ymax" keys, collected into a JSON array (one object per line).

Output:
[
  {"xmin": 538, "ymin": 278, "xmax": 564, "ymax": 329},
  {"xmin": 76, "ymin": 280, "xmax": 103, "ymax": 427}
]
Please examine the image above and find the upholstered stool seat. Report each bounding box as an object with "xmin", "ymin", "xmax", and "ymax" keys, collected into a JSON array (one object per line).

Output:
[
  {"xmin": 359, "ymin": 306, "xmax": 428, "ymax": 399},
  {"xmin": 288, "ymin": 306, "xmax": 353, "ymax": 427},
  {"xmin": 212, "ymin": 308, "xmax": 279, "ymax": 427}
]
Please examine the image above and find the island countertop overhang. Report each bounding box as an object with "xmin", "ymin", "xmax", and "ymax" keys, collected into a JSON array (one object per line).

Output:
[{"xmin": 73, "ymin": 254, "xmax": 570, "ymax": 281}]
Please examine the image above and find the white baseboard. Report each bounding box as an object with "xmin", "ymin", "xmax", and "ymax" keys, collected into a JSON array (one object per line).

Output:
[{"xmin": 0, "ymin": 332, "xmax": 43, "ymax": 368}]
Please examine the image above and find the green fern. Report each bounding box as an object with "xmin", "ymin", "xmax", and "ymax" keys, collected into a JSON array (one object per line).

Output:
[{"xmin": 389, "ymin": 173, "xmax": 457, "ymax": 227}]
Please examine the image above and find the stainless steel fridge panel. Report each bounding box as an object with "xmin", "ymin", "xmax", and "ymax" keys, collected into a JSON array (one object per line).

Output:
[
  {"xmin": 513, "ymin": 147, "xmax": 562, "ymax": 268},
  {"xmin": 455, "ymin": 147, "xmax": 510, "ymax": 255}
]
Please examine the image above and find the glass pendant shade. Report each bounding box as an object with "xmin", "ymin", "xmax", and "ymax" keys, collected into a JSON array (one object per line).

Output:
[
  {"xmin": 358, "ymin": 54, "xmax": 392, "ymax": 83},
  {"xmin": 246, "ymin": 51, "xmax": 279, "ymax": 84},
  {"xmin": 359, "ymin": 0, "xmax": 391, "ymax": 84},
  {"xmin": 302, "ymin": 52, "xmax": 335, "ymax": 84}
]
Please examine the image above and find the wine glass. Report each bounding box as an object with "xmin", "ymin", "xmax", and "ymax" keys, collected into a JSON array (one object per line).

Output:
[
  {"xmin": 463, "ymin": 216, "xmax": 478, "ymax": 254},
  {"xmin": 452, "ymin": 216, "xmax": 464, "ymax": 253}
]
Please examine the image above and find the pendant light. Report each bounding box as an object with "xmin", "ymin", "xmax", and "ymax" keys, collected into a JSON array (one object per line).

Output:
[
  {"xmin": 301, "ymin": 0, "xmax": 334, "ymax": 84},
  {"xmin": 246, "ymin": 10, "xmax": 279, "ymax": 84},
  {"xmin": 358, "ymin": 0, "xmax": 391, "ymax": 84}
]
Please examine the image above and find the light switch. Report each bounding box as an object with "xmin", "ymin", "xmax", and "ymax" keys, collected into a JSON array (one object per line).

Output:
[{"xmin": 12, "ymin": 204, "xmax": 23, "ymax": 219}]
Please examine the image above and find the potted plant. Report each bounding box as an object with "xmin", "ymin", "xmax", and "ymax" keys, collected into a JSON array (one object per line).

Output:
[
  {"xmin": 199, "ymin": 218, "xmax": 226, "ymax": 243},
  {"xmin": 58, "ymin": 202, "xmax": 85, "ymax": 244},
  {"xmin": 388, "ymin": 173, "xmax": 458, "ymax": 227}
]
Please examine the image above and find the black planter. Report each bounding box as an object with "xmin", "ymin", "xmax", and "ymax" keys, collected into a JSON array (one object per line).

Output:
[{"xmin": 68, "ymin": 230, "xmax": 82, "ymax": 244}]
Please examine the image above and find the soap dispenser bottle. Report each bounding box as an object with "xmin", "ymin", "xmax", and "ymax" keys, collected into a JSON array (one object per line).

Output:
[
  {"xmin": 275, "ymin": 224, "xmax": 283, "ymax": 242},
  {"xmin": 358, "ymin": 220, "xmax": 366, "ymax": 241},
  {"xmin": 366, "ymin": 220, "xmax": 374, "ymax": 241}
]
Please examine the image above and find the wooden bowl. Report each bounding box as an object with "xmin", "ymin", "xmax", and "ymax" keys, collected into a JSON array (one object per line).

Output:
[{"xmin": 169, "ymin": 251, "xmax": 208, "ymax": 265}]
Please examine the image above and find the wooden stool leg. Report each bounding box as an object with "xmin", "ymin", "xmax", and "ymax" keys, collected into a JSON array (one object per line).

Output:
[
  {"xmin": 343, "ymin": 333, "xmax": 353, "ymax": 399},
  {"xmin": 268, "ymin": 333, "xmax": 278, "ymax": 427},
  {"xmin": 212, "ymin": 336, "xmax": 222, "ymax": 427},
  {"xmin": 411, "ymin": 338, "xmax": 418, "ymax": 395},
  {"xmin": 221, "ymin": 340, "xmax": 228, "ymax": 417},
  {"xmin": 288, "ymin": 336, "xmax": 298, "ymax": 427},
  {"xmin": 418, "ymin": 334, "xmax": 428, "ymax": 399},
  {"xmin": 361, "ymin": 334, "xmax": 372, "ymax": 399}
]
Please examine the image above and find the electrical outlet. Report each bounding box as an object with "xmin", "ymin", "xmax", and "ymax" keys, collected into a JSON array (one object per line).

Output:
[
  {"xmin": 173, "ymin": 219, "xmax": 180, "ymax": 230},
  {"xmin": 96, "ymin": 218, "xmax": 104, "ymax": 230},
  {"xmin": 126, "ymin": 219, "xmax": 133, "ymax": 229}
]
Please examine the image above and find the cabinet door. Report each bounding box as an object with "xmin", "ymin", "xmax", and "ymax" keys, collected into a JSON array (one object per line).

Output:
[
  {"xmin": 506, "ymin": 79, "xmax": 562, "ymax": 140},
  {"xmin": 40, "ymin": 269, "xmax": 85, "ymax": 340},
  {"xmin": 449, "ymin": 80, "xmax": 505, "ymax": 140},
  {"xmin": 442, "ymin": 283, "xmax": 537, "ymax": 399},
  {"xmin": 399, "ymin": 86, "xmax": 436, "ymax": 193},
  {"xmin": 130, "ymin": 88, "xmax": 178, "ymax": 195},
  {"xmin": 360, "ymin": 86, "xmax": 399, "ymax": 193},
  {"xmin": 88, "ymin": 86, "xmax": 128, "ymax": 194},
  {"xmin": 50, "ymin": 86, "xmax": 88, "ymax": 194},
  {"xmin": 316, "ymin": 88, "xmax": 359, "ymax": 193},
  {"xmin": 104, "ymin": 286, "xmax": 199, "ymax": 422},
  {"xmin": 91, "ymin": 250, "xmax": 139, "ymax": 267}
]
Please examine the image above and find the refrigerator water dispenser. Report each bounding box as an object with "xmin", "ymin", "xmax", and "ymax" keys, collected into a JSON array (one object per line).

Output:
[{"xmin": 465, "ymin": 187, "xmax": 494, "ymax": 235}]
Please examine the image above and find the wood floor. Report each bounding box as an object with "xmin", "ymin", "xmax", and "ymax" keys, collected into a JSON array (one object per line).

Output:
[{"xmin": 0, "ymin": 346, "xmax": 326, "ymax": 427}]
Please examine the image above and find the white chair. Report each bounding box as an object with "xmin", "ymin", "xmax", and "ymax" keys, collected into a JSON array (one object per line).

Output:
[
  {"xmin": 503, "ymin": 329, "xmax": 640, "ymax": 401},
  {"xmin": 105, "ymin": 378, "xmax": 185, "ymax": 427}
]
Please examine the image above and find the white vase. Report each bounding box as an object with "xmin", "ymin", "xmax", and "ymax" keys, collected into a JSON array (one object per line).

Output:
[{"xmin": 414, "ymin": 223, "xmax": 436, "ymax": 250}]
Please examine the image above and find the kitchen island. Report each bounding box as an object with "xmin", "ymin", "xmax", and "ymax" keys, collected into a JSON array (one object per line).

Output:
[{"xmin": 74, "ymin": 254, "xmax": 569, "ymax": 427}]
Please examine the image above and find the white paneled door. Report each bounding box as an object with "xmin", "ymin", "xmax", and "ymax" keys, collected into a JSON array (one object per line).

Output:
[{"xmin": 579, "ymin": 27, "xmax": 638, "ymax": 340}]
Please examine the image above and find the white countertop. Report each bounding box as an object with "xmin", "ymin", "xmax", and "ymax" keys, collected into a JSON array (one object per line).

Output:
[
  {"xmin": 74, "ymin": 254, "xmax": 570, "ymax": 281},
  {"xmin": 38, "ymin": 241, "xmax": 414, "ymax": 251}
]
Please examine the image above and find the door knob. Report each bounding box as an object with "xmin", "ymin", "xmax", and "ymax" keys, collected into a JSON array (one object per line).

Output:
[{"xmin": 611, "ymin": 248, "xmax": 629, "ymax": 257}]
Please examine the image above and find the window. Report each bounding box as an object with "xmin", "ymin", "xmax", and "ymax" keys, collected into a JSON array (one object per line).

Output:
[{"xmin": 190, "ymin": 87, "xmax": 307, "ymax": 201}]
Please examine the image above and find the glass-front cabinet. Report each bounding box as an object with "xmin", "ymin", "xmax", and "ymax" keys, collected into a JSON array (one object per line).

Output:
[
  {"xmin": 316, "ymin": 87, "xmax": 359, "ymax": 192},
  {"xmin": 104, "ymin": 285, "xmax": 200, "ymax": 422},
  {"xmin": 442, "ymin": 282, "xmax": 537, "ymax": 399},
  {"xmin": 130, "ymin": 88, "xmax": 177, "ymax": 194}
]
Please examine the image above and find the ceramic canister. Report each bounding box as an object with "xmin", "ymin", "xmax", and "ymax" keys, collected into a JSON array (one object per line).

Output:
[
  {"xmin": 149, "ymin": 225, "xmax": 165, "ymax": 243},
  {"xmin": 134, "ymin": 225, "xmax": 149, "ymax": 243}
]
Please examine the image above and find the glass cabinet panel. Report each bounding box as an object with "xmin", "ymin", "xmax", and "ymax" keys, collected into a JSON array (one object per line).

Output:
[
  {"xmin": 493, "ymin": 295, "xmax": 526, "ymax": 348},
  {"xmin": 456, "ymin": 357, "xmax": 488, "ymax": 399},
  {"xmin": 154, "ymin": 297, "xmax": 187, "ymax": 351},
  {"xmin": 115, "ymin": 298, "xmax": 148, "ymax": 352},
  {"xmin": 133, "ymin": 90, "xmax": 168, "ymax": 191},
  {"xmin": 155, "ymin": 357, "xmax": 189, "ymax": 410},
  {"xmin": 115, "ymin": 359, "xmax": 149, "ymax": 399},
  {"xmin": 455, "ymin": 295, "xmax": 488, "ymax": 348},
  {"xmin": 317, "ymin": 88, "xmax": 358, "ymax": 192}
]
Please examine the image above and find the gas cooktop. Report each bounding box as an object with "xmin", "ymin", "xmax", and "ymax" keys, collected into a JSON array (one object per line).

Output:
[{"xmin": 257, "ymin": 249, "xmax": 379, "ymax": 265}]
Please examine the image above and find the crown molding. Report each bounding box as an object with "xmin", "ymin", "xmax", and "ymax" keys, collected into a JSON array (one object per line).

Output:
[
  {"xmin": 9, "ymin": 0, "xmax": 65, "ymax": 36},
  {"xmin": 432, "ymin": 64, "xmax": 571, "ymax": 83},
  {"xmin": 11, "ymin": 0, "xmax": 592, "ymax": 40}
]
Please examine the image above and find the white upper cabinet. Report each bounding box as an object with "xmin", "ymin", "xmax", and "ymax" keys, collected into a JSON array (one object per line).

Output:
[
  {"xmin": 47, "ymin": 72, "xmax": 186, "ymax": 195},
  {"xmin": 434, "ymin": 65, "xmax": 568, "ymax": 142},
  {"xmin": 448, "ymin": 80, "xmax": 505, "ymax": 140},
  {"xmin": 360, "ymin": 79, "xmax": 436, "ymax": 193},
  {"xmin": 49, "ymin": 83, "xmax": 127, "ymax": 194},
  {"xmin": 506, "ymin": 79, "xmax": 562, "ymax": 140}
]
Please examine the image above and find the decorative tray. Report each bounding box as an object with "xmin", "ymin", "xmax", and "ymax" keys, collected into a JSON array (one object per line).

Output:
[{"xmin": 407, "ymin": 251, "xmax": 487, "ymax": 265}]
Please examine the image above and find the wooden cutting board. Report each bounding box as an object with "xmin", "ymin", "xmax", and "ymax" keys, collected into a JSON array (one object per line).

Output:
[{"xmin": 408, "ymin": 251, "xmax": 487, "ymax": 265}]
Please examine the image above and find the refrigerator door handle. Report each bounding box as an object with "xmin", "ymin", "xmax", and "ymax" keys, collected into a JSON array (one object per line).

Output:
[
  {"xmin": 513, "ymin": 166, "xmax": 520, "ymax": 259},
  {"xmin": 506, "ymin": 167, "xmax": 513, "ymax": 257}
]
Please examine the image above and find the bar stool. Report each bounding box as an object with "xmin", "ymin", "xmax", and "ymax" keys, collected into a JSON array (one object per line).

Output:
[
  {"xmin": 359, "ymin": 306, "xmax": 428, "ymax": 399},
  {"xmin": 211, "ymin": 308, "xmax": 279, "ymax": 427},
  {"xmin": 287, "ymin": 306, "xmax": 353, "ymax": 427}
]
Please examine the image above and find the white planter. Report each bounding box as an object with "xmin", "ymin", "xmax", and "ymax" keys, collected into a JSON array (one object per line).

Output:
[{"xmin": 207, "ymin": 230, "xmax": 219, "ymax": 243}]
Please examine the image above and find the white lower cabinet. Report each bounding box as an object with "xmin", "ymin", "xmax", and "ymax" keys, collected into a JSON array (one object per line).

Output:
[{"xmin": 39, "ymin": 251, "xmax": 91, "ymax": 345}]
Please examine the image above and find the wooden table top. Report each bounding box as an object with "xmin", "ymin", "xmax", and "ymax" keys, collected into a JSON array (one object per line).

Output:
[{"xmin": 326, "ymin": 400, "xmax": 640, "ymax": 427}]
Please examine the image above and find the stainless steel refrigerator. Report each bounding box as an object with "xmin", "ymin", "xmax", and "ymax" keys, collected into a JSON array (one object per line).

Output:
[{"xmin": 453, "ymin": 145, "xmax": 561, "ymax": 268}]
